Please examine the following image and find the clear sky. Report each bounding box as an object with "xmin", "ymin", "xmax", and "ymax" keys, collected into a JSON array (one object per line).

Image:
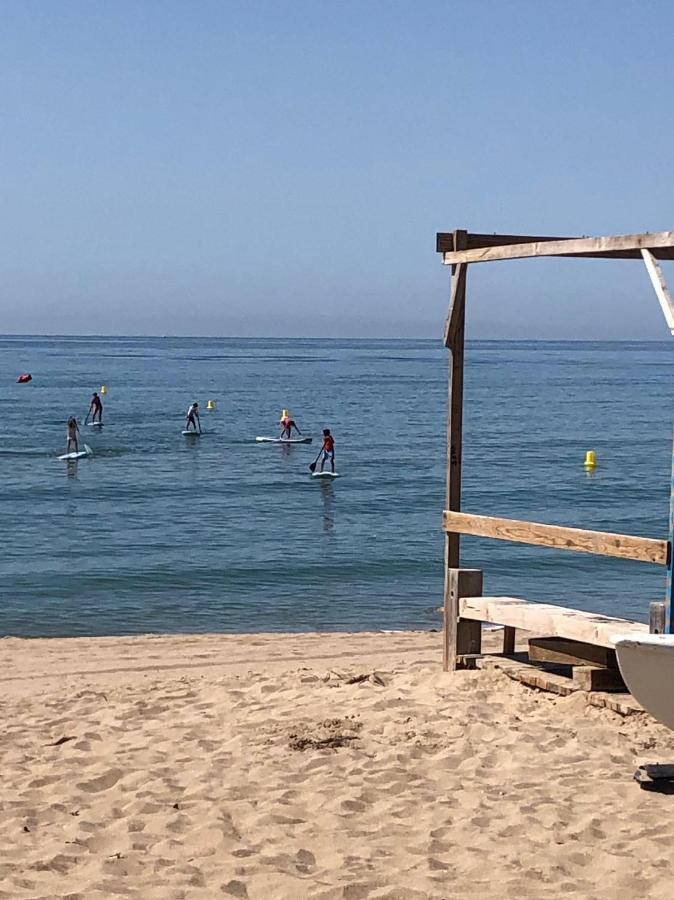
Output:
[{"xmin": 2, "ymin": 0, "xmax": 674, "ymax": 339}]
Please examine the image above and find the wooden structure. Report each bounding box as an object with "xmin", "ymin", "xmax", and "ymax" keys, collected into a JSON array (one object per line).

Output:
[{"xmin": 437, "ymin": 229, "xmax": 674, "ymax": 675}]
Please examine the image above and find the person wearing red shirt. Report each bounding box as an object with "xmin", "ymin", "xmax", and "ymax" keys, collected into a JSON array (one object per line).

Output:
[{"xmin": 319, "ymin": 428, "xmax": 335, "ymax": 473}]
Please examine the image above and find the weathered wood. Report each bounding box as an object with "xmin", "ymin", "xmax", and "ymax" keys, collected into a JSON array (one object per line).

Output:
[
  {"xmin": 442, "ymin": 510, "xmax": 668, "ymax": 565},
  {"xmin": 528, "ymin": 636, "xmax": 617, "ymax": 669},
  {"xmin": 479, "ymin": 655, "xmax": 577, "ymax": 697},
  {"xmin": 444, "ymin": 568, "xmax": 482, "ymax": 671},
  {"xmin": 444, "ymin": 229, "xmax": 467, "ymax": 573},
  {"xmin": 440, "ymin": 230, "xmax": 674, "ymax": 265},
  {"xmin": 649, "ymin": 601, "xmax": 667, "ymax": 634},
  {"xmin": 443, "ymin": 263, "xmax": 467, "ymax": 348},
  {"xmin": 642, "ymin": 249, "xmax": 674, "ymax": 334},
  {"xmin": 572, "ymin": 665, "xmax": 626, "ymax": 692},
  {"xmin": 503, "ymin": 626, "xmax": 516, "ymax": 655},
  {"xmin": 436, "ymin": 232, "xmax": 576, "ymax": 254},
  {"xmin": 478, "ymin": 655, "xmax": 644, "ymax": 713},
  {"xmin": 458, "ymin": 596, "xmax": 648, "ymax": 649}
]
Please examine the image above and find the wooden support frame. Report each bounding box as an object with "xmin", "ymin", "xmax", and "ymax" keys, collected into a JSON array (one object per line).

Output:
[
  {"xmin": 437, "ymin": 226, "xmax": 674, "ymax": 653},
  {"xmin": 439, "ymin": 230, "xmax": 674, "ymax": 265},
  {"xmin": 642, "ymin": 249, "xmax": 674, "ymax": 334}
]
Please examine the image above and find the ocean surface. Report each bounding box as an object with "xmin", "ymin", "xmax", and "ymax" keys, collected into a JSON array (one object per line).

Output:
[{"xmin": 0, "ymin": 336, "xmax": 672, "ymax": 638}]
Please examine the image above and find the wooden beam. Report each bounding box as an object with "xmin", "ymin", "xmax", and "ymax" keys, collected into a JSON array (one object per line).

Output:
[
  {"xmin": 440, "ymin": 230, "xmax": 674, "ymax": 265},
  {"xmin": 642, "ymin": 249, "xmax": 674, "ymax": 333},
  {"xmin": 436, "ymin": 232, "xmax": 577, "ymax": 254},
  {"xmin": 528, "ymin": 636, "xmax": 617, "ymax": 669},
  {"xmin": 458, "ymin": 596, "xmax": 648, "ymax": 649},
  {"xmin": 443, "ymin": 263, "xmax": 467, "ymax": 348},
  {"xmin": 442, "ymin": 510, "xmax": 668, "ymax": 565},
  {"xmin": 444, "ymin": 568, "xmax": 482, "ymax": 671},
  {"xmin": 572, "ymin": 666, "xmax": 625, "ymax": 692}
]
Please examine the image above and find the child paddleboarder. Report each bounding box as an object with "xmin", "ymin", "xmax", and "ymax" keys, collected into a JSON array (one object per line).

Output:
[
  {"xmin": 279, "ymin": 409, "xmax": 302, "ymax": 439},
  {"xmin": 66, "ymin": 416, "xmax": 80, "ymax": 455},
  {"xmin": 87, "ymin": 391, "xmax": 103, "ymax": 425},
  {"xmin": 318, "ymin": 428, "xmax": 335, "ymax": 473},
  {"xmin": 185, "ymin": 401, "xmax": 202, "ymax": 433}
]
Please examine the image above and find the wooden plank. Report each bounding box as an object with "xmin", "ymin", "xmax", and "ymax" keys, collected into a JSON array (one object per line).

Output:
[
  {"xmin": 440, "ymin": 230, "xmax": 674, "ymax": 265},
  {"xmin": 478, "ymin": 655, "xmax": 577, "ymax": 696},
  {"xmin": 642, "ymin": 249, "xmax": 674, "ymax": 334},
  {"xmin": 528, "ymin": 636, "xmax": 616, "ymax": 669},
  {"xmin": 443, "ymin": 263, "xmax": 467, "ymax": 348},
  {"xmin": 572, "ymin": 665, "xmax": 626, "ymax": 692},
  {"xmin": 444, "ymin": 568, "xmax": 482, "ymax": 671},
  {"xmin": 459, "ymin": 596, "xmax": 648, "ymax": 649},
  {"xmin": 436, "ymin": 232, "xmax": 577, "ymax": 254},
  {"xmin": 442, "ymin": 510, "xmax": 668, "ymax": 565}
]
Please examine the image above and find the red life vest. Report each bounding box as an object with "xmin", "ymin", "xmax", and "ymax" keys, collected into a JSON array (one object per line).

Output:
[{"xmin": 16, "ymin": 373, "xmax": 32, "ymax": 383}]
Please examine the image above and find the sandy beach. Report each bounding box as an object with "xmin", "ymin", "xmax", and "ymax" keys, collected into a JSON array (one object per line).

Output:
[{"xmin": 2, "ymin": 629, "xmax": 674, "ymax": 900}]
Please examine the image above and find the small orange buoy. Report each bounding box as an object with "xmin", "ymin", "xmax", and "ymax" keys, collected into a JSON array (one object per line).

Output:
[{"xmin": 16, "ymin": 373, "xmax": 32, "ymax": 384}]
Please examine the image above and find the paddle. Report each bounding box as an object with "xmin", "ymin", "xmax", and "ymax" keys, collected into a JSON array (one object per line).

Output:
[{"xmin": 309, "ymin": 450, "xmax": 321, "ymax": 473}]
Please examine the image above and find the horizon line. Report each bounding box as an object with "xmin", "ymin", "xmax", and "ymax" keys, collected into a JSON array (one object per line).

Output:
[{"xmin": 0, "ymin": 333, "xmax": 671, "ymax": 344}]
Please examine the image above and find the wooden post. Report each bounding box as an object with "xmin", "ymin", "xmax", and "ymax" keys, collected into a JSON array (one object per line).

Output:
[
  {"xmin": 444, "ymin": 568, "xmax": 483, "ymax": 671},
  {"xmin": 444, "ymin": 229, "xmax": 468, "ymax": 567},
  {"xmin": 650, "ymin": 601, "xmax": 666, "ymax": 634},
  {"xmin": 503, "ymin": 626, "xmax": 516, "ymax": 655}
]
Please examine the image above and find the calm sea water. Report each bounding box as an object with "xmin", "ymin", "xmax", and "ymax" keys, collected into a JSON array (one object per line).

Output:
[{"xmin": 0, "ymin": 336, "xmax": 672, "ymax": 637}]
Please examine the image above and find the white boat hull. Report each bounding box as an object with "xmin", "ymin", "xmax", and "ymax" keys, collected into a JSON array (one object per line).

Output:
[{"xmin": 613, "ymin": 633, "xmax": 674, "ymax": 731}]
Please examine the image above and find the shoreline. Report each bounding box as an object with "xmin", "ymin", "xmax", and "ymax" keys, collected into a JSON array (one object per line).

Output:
[{"xmin": 3, "ymin": 630, "xmax": 674, "ymax": 898}]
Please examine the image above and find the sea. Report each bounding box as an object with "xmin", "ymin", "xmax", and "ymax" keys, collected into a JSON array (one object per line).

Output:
[{"xmin": 0, "ymin": 336, "xmax": 672, "ymax": 638}]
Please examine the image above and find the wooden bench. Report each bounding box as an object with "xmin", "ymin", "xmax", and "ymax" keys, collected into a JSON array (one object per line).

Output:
[
  {"xmin": 459, "ymin": 596, "xmax": 648, "ymax": 649},
  {"xmin": 443, "ymin": 570, "xmax": 649, "ymax": 685}
]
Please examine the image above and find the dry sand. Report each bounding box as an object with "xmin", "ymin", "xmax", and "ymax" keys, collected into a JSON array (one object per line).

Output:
[{"xmin": 1, "ymin": 629, "xmax": 674, "ymax": 900}]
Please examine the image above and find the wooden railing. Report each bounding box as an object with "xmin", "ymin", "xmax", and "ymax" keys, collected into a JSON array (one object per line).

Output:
[
  {"xmin": 441, "ymin": 510, "xmax": 670, "ymax": 670},
  {"xmin": 442, "ymin": 510, "xmax": 669, "ymax": 566}
]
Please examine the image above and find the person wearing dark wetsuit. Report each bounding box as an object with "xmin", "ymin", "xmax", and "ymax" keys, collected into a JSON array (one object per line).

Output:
[
  {"xmin": 88, "ymin": 392, "xmax": 103, "ymax": 425},
  {"xmin": 185, "ymin": 402, "xmax": 201, "ymax": 433}
]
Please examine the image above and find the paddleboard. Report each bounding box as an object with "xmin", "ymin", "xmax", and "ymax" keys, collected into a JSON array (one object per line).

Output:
[
  {"xmin": 312, "ymin": 471, "xmax": 339, "ymax": 479},
  {"xmin": 58, "ymin": 445, "xmax": 93, "ymax": 461},
  {"xmin": 86, "ymin": 421, "xmax": 104, "ymax": 427},
  {"xmin": 182, "ymin": 430, "xmax": 202, "ymax": 436},
  {"xmin": 256, "ymin": 436, "xmax": 312, "ymax": 444}
]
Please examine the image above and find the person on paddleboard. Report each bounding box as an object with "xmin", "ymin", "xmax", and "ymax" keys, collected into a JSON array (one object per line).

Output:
[
  {"xmin": 66, "ymin": 416, "xmax": 80, "ymax": 455},
  {"xmin": 185, "ymin": 401, "xmax": 201, "ymax": 433},
  {"xmin": 88, "ymin": 391, "xmax": 103, "ymax": 425},
  {"xmin": 319, "ymin": 428, "xmax": 335, "ymax": 473},
  {"xmin": 279, "ymin": 409, "xmax": 302, "ymax": 439}
]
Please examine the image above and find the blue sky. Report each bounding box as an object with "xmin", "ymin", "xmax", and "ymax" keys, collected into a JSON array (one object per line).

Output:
[{"xmin": 1, "ymin": 0, "xmax": 674, "ymax": 338}]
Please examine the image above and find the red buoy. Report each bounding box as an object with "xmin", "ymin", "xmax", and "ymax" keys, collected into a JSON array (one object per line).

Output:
[{"xmin": 16, "ymin": 373, "xmax": 32, "ymax": 383}]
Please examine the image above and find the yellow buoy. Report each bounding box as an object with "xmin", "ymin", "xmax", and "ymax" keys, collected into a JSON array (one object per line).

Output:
[
  {"xmin": 100, "ymin": 384, "xmax": 107, "ymax": 395},
  {"xmin": 206, "ymin": 399, "xmax": 215, "ymax": 410},
  {"xmin": 584, "ymin": 450, "xmax": 596, "ymax": 468}
]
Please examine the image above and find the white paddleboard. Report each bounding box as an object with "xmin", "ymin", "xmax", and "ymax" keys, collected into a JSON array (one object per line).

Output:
[
  {"xmin": 182, "ymin": 430, "xmax": 202, "ymax": 436},
  {"xmin": 86, "ymin": 422, "xmax": 104, "ymax": 427},
  {"xmin": 312, "ymin": 471, "xmax": 339, "ymax": 479},
  {"xmin": 256, "ymin": 436, "xmax": 312, "ymax": 444},
  {"xmin": 58, "ymin": 444, "xmax": 93, "ymax": 461}
]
